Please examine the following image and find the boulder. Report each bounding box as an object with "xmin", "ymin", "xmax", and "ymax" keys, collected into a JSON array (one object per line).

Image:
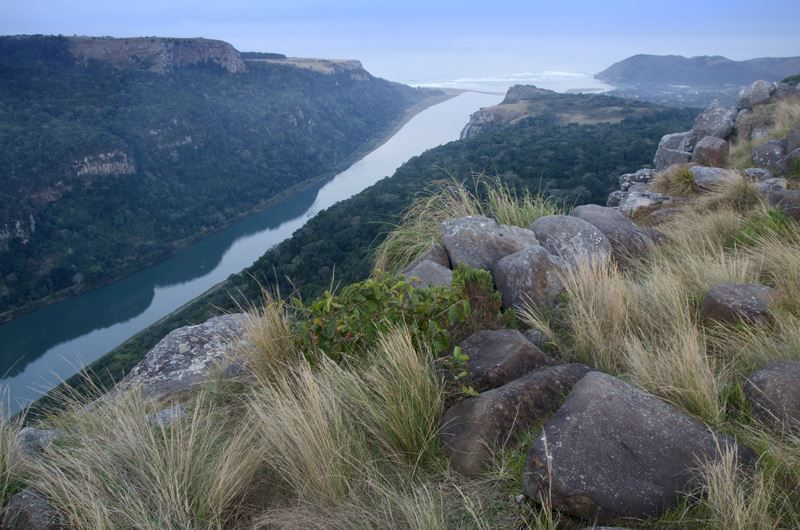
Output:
[
  {"xmin": 689, "ymin": 166, "xmax": 740, "ymax": 191},
  {"xmin": 766, "ymin": 189, "xmax": 800, "ymax": 220},
  {"xmin": 493, "ymin": 246, "xmax": 568, "ymax": 311},
  {"xmin": 690, "ymin": 101, "xmax": 737, "ymax": 143},
  {"xmin": 754, "ymin": 177, "xmax": 788, "ymax": 195},
  {"xmin": 737, "ymin": 80, "xmax": 776, "ymax": 110},
  {"xmin": 752, "ymin": 140, "xmax": 788, "ymax": 175},
  {"xmin": 744, "ymin": 360, "xmax": 800, "ymax": 431},
  {"xmin": 145, "ymin": 404, "xmax": 187, "ymax": 427},
  {"xmin": 441, "ymin": 363, "xmax": 590, "ymax": 476},
  {"xmin": 654, "ymin": 147, "xmax": 692, "ymax": 172},
  {"xmin": 618, "ymin": 191, "xmax": 670, "ymax": 219},
  {"xmin": 692, "ymin": 136, "xmax": 729, "ymax": 167},
  {"xmin": 569, "ymin": 205, "xmax": 654, "ymax": 262},
  {"xmin": 14, "ymin": 428, "xmax": 63, "ymax": 462},
  {"xmin": 788, "ymin": 122, "xmax": 800, "ymax": 153},
  {"xmin": 441, "ymin": 216, "xmax": 538, "ymax": 271},
  {"xmin": 523, "ymin": 329, "xmax": 547, "ymax": 349},
  {"xmin": 523, "ymin": 372, "xmax": 753, "ymax": 521},
  {"xmin": 2, "ymin": 488, "xmax": 62, "ymax": 530},
  {"xmin": 529, "ymin": 215, "xmax": 611, "ymax": 267},
  {"xmin": 401, "ymin": 259, "xmax": 453, "ymax": 288},
  {"xmin": 113, "ymin": 314, "xmax": 248, "ymax": 401},
  {"xmin": 399, "ymin": 242, "xmax": 450, "ymax": 272},
  {"xmin": 734, "ymin": 109, "xmax": 753, "ymax": 141},
  {"xmin": 743, "ymin": 167, "xmax": 774, "ymax": 181},
  {"xmin": 618, "ymin": 168, "xmax": 656, "ymax": 192},
  {"xmin": 459, "ymin": 329, "xmax": 560, "ymax": 390},
  {"xmin": 700, "ymin": 283, "xmax": 775, "ymax": 326},
  {"xmin": 782, "ymin": 147, "xmax": 800, "ymax": 176},
  {"xmin": 606, "ymin": 190, "xmax": 624, "ymax": 207},
  {"xmin": 647, "ymin": 207, "xmax": 685, "ymax": 225}
]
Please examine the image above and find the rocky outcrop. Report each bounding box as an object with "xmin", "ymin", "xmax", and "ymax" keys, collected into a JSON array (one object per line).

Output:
[
  {"xmin": 689, "ymin": 166, "xmax": 740, "ymax": 191},
  {"xmin": 523, "ymin": 372, "xmax": 753, "ymax": 521},
  {"xmin": 493, "ymin": 246, "xmax": 568, "ymax": 311},
  {"xmin": 686, "ymin": 101, "xmax": 737, "ymax": 149},
  {"xmin": 441, "ymin": 216, "xmax": 538, "ymax": 271},
  {"xmin": 441, "ymin": 363, "xmax": 590, "ymax": 476},
  {"xmin": 0, "ymin": 214, "xmax": 35, "ymax": 249},
  {"xmin": 700, "ymin": 283, "xmax": 775, "ymax": 326},
  {"xmin": 737, "ymin": 80, "xmax": 777, "ymax": 110},
  {"xmin": 74, "ymin": 150, "xmax": 136, "ymax": 177},
  {"xmin": 68, "ymin": 37, "xmax": 246, "ymax": 74},
  {"xmin": 570, "ymin": 205, "xmax": 655, "ymax": 262},
  {"xmin": 113, "ymin": 314, "xmax": 248, "ymax": 401},
  {"xmin": 653, "ymin": 132, "xmax": 693, "ymax": 171},
  {"xmin": 460, "ymin": 108, "xmax": 501, "ymax": 139},
  {"xmin": 744, "ymin": 360, "xmax": 800, "ymax": 431},
  {"xmin": 752, "ymin": 140, "xmax": 788, "ymax": 175},
  {"xmin": 459, "ymin": 329, "xmax": 560, "ymax": 390},
  {"xmin": 692, "ymin": 136, "xmax": 729, "ymax": 167},
  {"xmin": 529, "ymin": 215, "xmax": 612, "ymax": 267}
]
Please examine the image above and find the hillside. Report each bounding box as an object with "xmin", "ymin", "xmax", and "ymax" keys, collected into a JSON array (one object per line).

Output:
[
  {"xmin": 0, "ymin": 35, "xmax": 437, "ymax": 320},
  {"xmin": 61, "ymin": 88, "xmax": 695, "ymax": 395}
]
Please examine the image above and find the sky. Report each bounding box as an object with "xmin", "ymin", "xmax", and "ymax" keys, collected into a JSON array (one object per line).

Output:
[{"xmin": 2, "ymin": 0, "xmax": 799, "ymax": 84}]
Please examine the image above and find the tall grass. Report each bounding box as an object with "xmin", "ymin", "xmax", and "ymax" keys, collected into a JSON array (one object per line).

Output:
[
  {"xmin": 375, "ymin": 177, "xmax": 560, "ymax": 273},
  {"xmin": 728, "ymin": 97, "xmax": 800, "ymax": 170},
  {"xmin": 0, "ymin": 402, "xmax": 23, "ymax": 509}
]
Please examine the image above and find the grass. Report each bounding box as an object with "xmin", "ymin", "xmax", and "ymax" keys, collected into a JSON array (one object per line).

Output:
[
  {"xmin": 375, "ymin": 176, "xmax": 560, "ymax": 273},
  {"xmin": 0, "ymin": 403, "xmax": 24, "ymax": 510},
  {"xmin": 650, "ymin": 164, "xmax": 697, "ymax": 196},
  {"xmin": 728, "ymin": 97, "xmax": 800, "ymax": 170}
]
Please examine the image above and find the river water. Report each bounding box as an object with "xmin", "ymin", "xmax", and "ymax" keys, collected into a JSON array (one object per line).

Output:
[{"xmin": 0, "ymin": 91, "xmax": 503, "ymax": 412}]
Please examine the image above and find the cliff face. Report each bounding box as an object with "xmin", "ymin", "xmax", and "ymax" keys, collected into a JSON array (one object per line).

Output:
[{"xmin": 67, "ymin": 37, "xmax": 247, "ymax": 74}]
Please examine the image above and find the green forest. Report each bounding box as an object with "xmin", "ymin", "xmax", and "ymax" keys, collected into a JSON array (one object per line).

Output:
[
  {"xmin": 54, "ymin": 101, "xmax": 696, "ymax": 401},
  {"xmin": 0, "ymin": 35, "xmax": 428, "ymax": 319}
]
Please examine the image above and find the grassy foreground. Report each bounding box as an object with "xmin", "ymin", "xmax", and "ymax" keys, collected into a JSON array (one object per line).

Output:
[{"xmin": 2, "ymin": 178, "xmax": 800, "ymax": 529}]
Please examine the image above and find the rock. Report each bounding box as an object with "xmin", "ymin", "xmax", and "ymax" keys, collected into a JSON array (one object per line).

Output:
[
  {"xmin": 744, "ymin": 360, "xmax": 800, "ymax": 431},
  {"xmin": 618, "ymin": 168, "xmax": 656, "ymax": 192},
  {"xmin": 145, "ymin": 404, "xmax": 187, "ymax": 427},
  {"xmin": 529, "ymin": 215, "xmax": 612, "ymax": 267},
  {"xmin": 734, "ymin": 109, "xmax": 753, "ymax": 141},
  {"xmin": 493, "ymin": 246, "xmax": 568, "ymax": 311},
  {"xmin": 400, "ymin": 242, "xmax": 450, "ymax": 272},
  {"xmin": 2, "ymin": 488, "xmax": 62, "ymax": 529},
  {"xmin": 570, "ymin": 205, "xmax": 654, "ymax": 262},
  {"xmin": 752, "ymin": 140, "xmax": 788, "ymax": 175},
  {"xmin": 743, "ymin": 167, "xmax": 774, "ymax": 181},
  {"xmin": 737, "ymin": 80, "xmax": 776, "ymax": 110},
  {"xmin": 690, "ymin": 101, "xmax": 737, "ymax": 143},
  {"xmin": 441, "ymin": 363, "xmax": 590, "ymax": 476},
  {"xmin": 647, "ymin": 207, "xmax": 685, "ymax": 225},
  {"xmin": 692, "ymin": 136, "xmax": 729, "ymax": 167},
  {"xmin": 689, "ymin": 166, "xmax": 740, "ymax": 191},
  {"xmin": 788, "ymin": 122, "xmax": 800, "ymax": 153},
  {"xmin": 113, "ymin": 314, "xmax": 248, "ymax": 401},
  {"xmin": 401, "ymin": 259, "xmax": 453, "ymax": 288},
  {"xmin": 14, "ymin": 428, "xmax": 63, "ymax": 462},
  {"xmin": 754, "ymin": 177, "xmax": 788, "ymax": 195},
  {"xmin": 618, "ymin": 191, "xmax": 670, "ymax": 219},
  {"xmin": 459, "ymin": 329, "xmax": 560, "ymax": 390},
  {"xmin": 700, "ymin": 283, "xmax": 775, "ymax": 326},
  {"xmin": 441, "ymin": 216, "xmax": 538, "ymax": 271},
  {"xmin": 751, "ymin": 127, "xmax": 771, "ymax": 142},
  {"xmin": 523, "ymin": 372, "xmax": 753, "ymax": 521},
  {"xmin": 782, "ymin": 147, "xmax": 800, "ymax": 176},
  {"xmin": 654, "ymin": 147, "xmax": 692, "ymax": 172},
  {"xmin": 523, "ymin": 329, "xmax": 547, "ymax": 349},
  {"xmin": 606, "ymin": 190, "xmax": 624, "ymax": 207},
  {"xmin": 766, "ymin": 189, "xmax": 800, "ymax": 220}
]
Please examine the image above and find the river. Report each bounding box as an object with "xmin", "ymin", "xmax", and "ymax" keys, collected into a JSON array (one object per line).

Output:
[{"xmin": 0, "ymin": 91, "xmax": 503, "ymax": 412}]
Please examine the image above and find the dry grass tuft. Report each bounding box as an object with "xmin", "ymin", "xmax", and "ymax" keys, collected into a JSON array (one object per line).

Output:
[
  {"xmin": 0, "ymin": 404, "xmax": 23, "ymax": 509},
  {"xmin": 651, "ymin": 164, "xmax": 697, "ymax": 196}
]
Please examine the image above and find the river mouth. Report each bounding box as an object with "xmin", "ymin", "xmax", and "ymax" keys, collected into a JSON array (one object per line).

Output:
[{"xmin": 0, "ymin": 91, "xmax": 503, "ymax": 413}]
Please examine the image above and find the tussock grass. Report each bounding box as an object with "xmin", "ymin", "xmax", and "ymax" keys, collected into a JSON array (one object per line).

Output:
[
  {"xmin": 728, "ymin": 97, "xmax": 800, "ymax": 170},
  {"xmin": 697, "ymin": 173, "xmax": 763, "ymax": 213},
  {"xmin": 28, "ymin": 389, "xmax": 260, "ymax": 530},
  {"xmin": 375, "ymin": 177, "xmax": 559, "ymax": 273},
  {"xmin": 650, "ymin": 164, "xmax": 697, "ymax": 196},
  {"xmin": 0, "ymin": 403, "xmax": 23, "ymax": 509}
]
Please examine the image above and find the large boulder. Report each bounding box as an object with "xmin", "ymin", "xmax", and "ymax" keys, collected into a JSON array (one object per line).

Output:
[
  {"xmin": 782, "ymin": 147, "xmax": 800, "ymax": 177},
  {"xmin": 523, "ymin": 372, "xmax": 753, "ymax": 521},
  {"xmin": 529, "ymin": 215, "xmax": 611, "ymax": 267},
  {"xmin": 743, "ymin": 167, "xmax": 774, "ymax": 181},
  {"xmin": 690, "ymin": 101, "xmax": 737, "ymax": 144},
  {"xmin": 401, "ymin": 259, "xmax": 453, "ymax": 288},
  {"xmin": 744, "ymin": 360, "xmax": 800, "ymax": 431},
  {"xmin": 617, "ymin": 168, "xmax": 656, "ymax": 192},
  {"xmin": 752, "ymin": 140, "xmax": 788, "ymax": 175},
  {"xmin": 737, "ymin": 80, "xmax": 776, "ymax": 111},
  {"xmin": 400, "ymin": 242, "xmax": 450, "ymax": 272},
  {"xmin": 700, "ymin": 283, "xmax": 775, "ymax": 326},
  {"xmin": 734, "ymin": 109, "xmax": 753, "ymax": 141},
  {"xmin": 689, "ymin": 166, "xmax": 740, "ymax": 191},
  {"xmin": 441, "ymin": 216, "xmax": 538, "ymax": 271},
  {"xmin": 2, "ymin": 488, "xmax": 62, "ymax": 529},
  {"xmin": 618, "ymin": 191, "xmax": 670, "ymax": 219},
  {"xmin": 113, "ymin": 314, "xmax": 248, "ymax": 401},
  {"xmin": 493, "ymin": 246, "xmax": 568, "ymax": 311},
  {"xmin": 754, "ymin": 177, "xmax": 789, "ymax": 195},
  {"xmin": 13, "ymin": 428, "xmax": 63, "ymax": 464},
  {"xmin": 654, "ymin": 133, "xmax": 692, "ymax": 171},
  {"xmin": 459, "ymin": 329, "xmax": 560, "ymax": 390},
  {"xmin": 692, "ymin": 136, "xmax": 729, "ymax": 167},
  {"xmin": 441, "ymin": 363, "xmax": 590, "ymax": 476},
  {"xmin": 766, "ymin": 189, "xmax": 800, "ymax": 220},
  {"xmin": 569, "ymin": 205, "xmax": 654, "ymax": 262}
]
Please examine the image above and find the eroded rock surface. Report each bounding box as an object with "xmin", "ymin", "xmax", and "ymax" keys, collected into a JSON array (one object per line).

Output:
[
  {"xmin": 744, "ymin": 360, "xmax": 800, "ymax": 431},
  {"xmin": 700, "ymin": 283, "xmax": 775, "ymax": 326},
  {"xmin": 493, "ymin": 246, "xmax": 568, "ymax": 310},
  {"xmin": 570, "ymin": 205, "xmax": 654, "ymax": 262},
  {"xmin": 2, "ymin": 489, "xmax": 62, "ymax": 530},
  {"xmin": 441, "ymin": 216, "xmax": 538, "ymax": 271},
  {"xmin": 530, "ymin": 215, "xmax": 611, "ymax": 267},
  {"xmin": 401, "ymin": 259, "xmax": 453, "ymax": 288}
]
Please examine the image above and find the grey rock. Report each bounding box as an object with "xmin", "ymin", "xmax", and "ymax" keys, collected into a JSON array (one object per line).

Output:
[
  {"xmin": 570, "ymin": 205, "xmax": 655, "ymax": 262},
  {"xmin": 782, "ymin": 147, "xmax": 800, "ymax": 176},
  {"xmin": 442, "ymin": 363, "xmax": 590, "ymax": 476},
  {"xmin": 523, "ymin": 329, "xmax": 547, "ymax": 349},
  {"xmin": 754, "ymin": 177, "xmax": 788, "ymax": 195},
  {"xmin": 689, "ymin": 166, "xmax": 740, "ymax": 191},
  {"xmin": 530, "ymin": 215, "xmax": 612, "ymax": 267},
  {"xmin": 647, "ymin": 207, "xmax": 685, "ymax": 225},
  {"xmin": 145, "ymin": 404, "xmax": 187, "ymax": 427},
  {"xmin": 493, "ymin": 246, "xmax": 568, "ymax": 311},
  {"xmin": 14, "ymin": 428, "xmax": 63, "ymax": 462},
  {"xmin": 606, "ymin": 190, "xmax": 624, "ymax": 207},
  {"xmin": 700, "ymin": 283, "xmax": 775, "ymax": 326},
  {"xmin": 114, "ymin": 314, "xmax": 248, "ymax": 401},
  {"xmin": 737, "ymin": 80, "xmax": 776, "ymax": 110},
  {"xmin": 523, "ymin": 372, "xmax": 753, "ymax": 521},
  {"xmin": 744, "ymin": 167, "xmax": 774, "ymax": 181},
  {"xmin": 618, "ymin": 168, "xmax": 656, "ymax": 192},
  {"xmin": 2, "ymin": 488, "xmax": 62, "ymax": 529},
  {"xmin": 735, "ymin": 109, "xmax": 753, "ymax": 141},
  {"xmin": 460, "ymin": 329, "xmax": 560, "ymax": 390},
  {"xmin": 654, "ymin": 132, "xmax": 692, "ymax": 171},
  {"xmin": 788, "ymin": 122, "xmax": 800, "ymax": 153},
  {"xmin": 441, "ymin": 216, "xmax": 538, "ymax": 271},
  {"xmin": 399, "ymin": 242, "xmax": 450, "ymax": 272},
  {"xmin": 690, "ymin": 101, "xmax": 737, "ymax": 143},
  {"xmin": 618, "ymin": 191, "xmax": 670, "ymax": 219},
  {"xmin": 752, "ymin": 140, "xmax": 788, "ymax": 175},
  {"xmin": 766, "ymin": 189, "xmax": 800, "ymax": 220},
  {"xmin": 654, "ymin": 147, "xmax": 692, "ymax": 172},
  {"xmin": 751, "ymin": 127, "xmax": 771, "ymax": 141},
  {"xmin": 692, "ymin": 136, "xmax": 729, "ymax": 167},
  {"xmin": 744, "ymin": 360, "xmax": 800, "ymax": 431},
  {"xmin": 401, "ymin": 259, "xmax": 453, "ymax": 288}
]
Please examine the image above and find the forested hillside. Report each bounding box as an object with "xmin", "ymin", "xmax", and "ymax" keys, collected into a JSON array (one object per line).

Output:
[{"xmin": 0, "ymin": 35, "xmax": 432, "ymax": 319}]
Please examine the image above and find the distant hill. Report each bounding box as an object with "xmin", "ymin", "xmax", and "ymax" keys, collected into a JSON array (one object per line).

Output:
[
  {"xmin": 596, "ymin": 54, "xmax": 800, "ymax": 87},
  {"xmin": 0, "ymin": 35, "xmax": 438, "ymax": 320}
]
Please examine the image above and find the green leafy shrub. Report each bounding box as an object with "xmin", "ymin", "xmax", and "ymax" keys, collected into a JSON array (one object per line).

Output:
[
  {"xmin": 292, "ymin": 266, "xmax": 508, "ymax": 361},
  {"xmin": 781, "ymin": 74, "xmax": 800, "ymax": 85}
]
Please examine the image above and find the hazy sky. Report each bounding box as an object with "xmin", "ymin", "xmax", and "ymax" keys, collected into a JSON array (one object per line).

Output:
[{"xmin": 2, "ymin": 0, "xmax": 799, "ymax": 82}]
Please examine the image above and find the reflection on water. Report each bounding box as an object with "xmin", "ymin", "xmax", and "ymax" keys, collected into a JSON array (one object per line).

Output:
[{"xmin": 0, "ymin": 91, "xmax": 503, "ymax": 412}]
